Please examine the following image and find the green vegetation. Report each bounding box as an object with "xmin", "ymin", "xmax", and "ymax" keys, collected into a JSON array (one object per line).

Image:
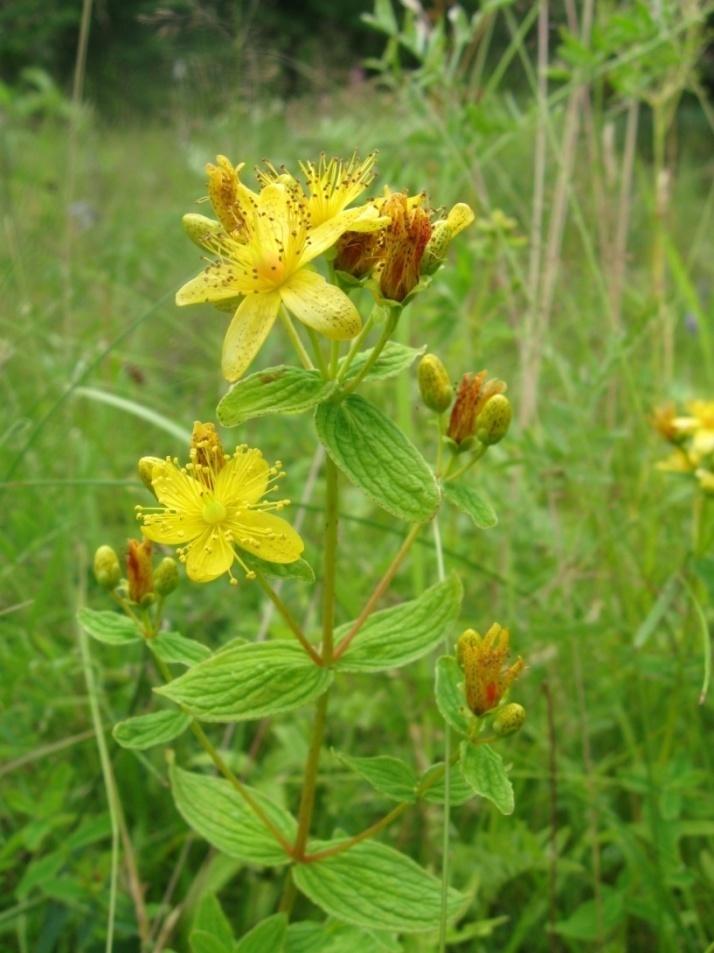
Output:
[{"xmin": 3, "ymin": 1, "xmax": 714, "ymax": 950}]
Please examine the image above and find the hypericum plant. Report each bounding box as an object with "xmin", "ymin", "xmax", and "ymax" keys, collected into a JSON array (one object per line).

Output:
[{"xmin": 83, "ymin": 153, "xmax": 526, "ymax": 950}]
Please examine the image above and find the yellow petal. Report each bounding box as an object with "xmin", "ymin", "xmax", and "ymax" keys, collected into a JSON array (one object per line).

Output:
[
  {"xmin": 215, "ymin": 448, "xmax": 270, "ymax": 506},
  {"xmin": 141, "ymin": 512, "xmax": 204, "ymax": 546},
  {"xmin": 280, "ymin": 269, "xmax": 361, "ymax": 340},
  {"xmin": 151, "ymin": 460, "xmax": 203, "ymax": 514},
  {"xmin": 221, "ymin": 291, "xmax": 281, "ymax": 382},
  {"xmin": 300, "ymin": 206, "xmax": 387, "ymax": 264},
  {"xmin": 176, "ymin": 262, "xmax": 244, "ymax": 306},
  {"xmin": 185, "ymin": 527, "xmax": 235, "ymax": 582},
  {"xmin": 231, "ymin": 510, "xmax": 304, "ymax": 564}
]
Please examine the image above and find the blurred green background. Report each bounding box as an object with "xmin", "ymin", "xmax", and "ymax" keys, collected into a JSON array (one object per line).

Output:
[{"xmin": 3, "ymin": 1, "xmax": 714, "ymax": 950}]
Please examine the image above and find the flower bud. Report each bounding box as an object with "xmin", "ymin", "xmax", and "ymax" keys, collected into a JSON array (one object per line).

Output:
[
  {"xmin": 182, "ymin": 213, "xmax": 225, "ymax": 252},
  {"xmin": 138, "ymin": 457, "xmax": 163, "ymax": 495},
  {"xmin": 447, "ymin": 371, "xmax": 507, "ymax": 446},
  {"xmin": 379, "ymin": 192, "xmax": 432, "ymax": 302},
  {"xmin": 189, "ymin": 421, "xmax": 226, "ymax": 486},
  {"xmin": 421, "ymin": 202, "xmax": 475, "ymax": 275},
  {"xmin": 154, "ymin": 557, "xmax": 179, "ymax": 596},
  {"xmin": 93, "ymin": 545, "xmax": 120, "ymax": 590},
  {"xmin": 492, "ymin": 702, "xmax": 526, "ymax": 737},
  {"xmin": 456, "ymin": 624, "xmax": 524, "ymax": 716},
  {"xmin": 206, "ymin": 155, "xmax": 247, "ymax": 235},
  {"xmin": 126, "ymin": 538, "xmax": 154, "ymax": 603},
  {"xmin": 476, "ymin": 394, "xmax": 512, "ymax": 446},
  {"xmin": 333, "ymin": 230, "xmax": 380, "ymax": 279},
  {"xmin": 418, "ymin": 354, "xmax": 453, "ymax": 413}
]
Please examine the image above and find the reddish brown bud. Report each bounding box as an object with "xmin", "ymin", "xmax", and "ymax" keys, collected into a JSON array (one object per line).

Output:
[
  {"xmin": 447, "ymin": 371, "xmax": 507, "ymax": 445},
  {"xmin": 126, "ymin": 538, "xmax": 154, "ymax": 603},
  {"xmin": 378, "ymin": 193, "xmax": 432, "ymax": 302},
  {"xmin": 333, "ymin": 230, "xmax": 380, "ymax": 279}
]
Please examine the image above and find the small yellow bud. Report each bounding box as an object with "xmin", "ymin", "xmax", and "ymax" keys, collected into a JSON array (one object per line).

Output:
[
  {"xmin": 418, "ymin": 354, "xmax": 453, "ymax": 413},
  {"xmin": 492, "ymin": 702, "xmax": 526, "ymax": 737},
  {"xmin": 476, "ymin": 394, "xmax": 512, "ymax": 446},
  {"xmin": 154, "ymin": 557, "xmax": 179, "ymax": 597},
  {"xmin": 138, "ymin": 457, "xmax": 163, "ymax": 495},
  {"xmin": 189, "ymin": 422, "xmax": 226, "ymax": 485},
  {"xmin": 421, "ymin": 202, "xmax": 475, "ymax": 275},
  {"xmin": 93, "ymin": 545, "xmax": 120, "ymax": 590},
  {"xmin": 182, "ymin": 213, "xmax": 225, "ymax": 251}
]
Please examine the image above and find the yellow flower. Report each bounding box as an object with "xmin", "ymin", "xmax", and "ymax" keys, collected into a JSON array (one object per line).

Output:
[
  {"xmin": 299, "ymin": 153, "xmax": 379, "ymax": 229},
  {"xmin": 656, "ymin": 450, "xmax": 697, "ymax": 473},
  {"xmin": 136, "ymin": 423, "xmax": 303, "ymax": 584},
  {"xmin": 177, "ymin": 158, "xmax": 387, "ymax": 381},
  {"xmin": 673, "ymin": 400, "xmax": 714, "ymax": 456},
  {"xmin": 696, "ymin": 468, "xmax": 714, "ymax": 494},
  {"xmin": 456, "ymin": 624, "xmax": 524, "ymax": 716}
]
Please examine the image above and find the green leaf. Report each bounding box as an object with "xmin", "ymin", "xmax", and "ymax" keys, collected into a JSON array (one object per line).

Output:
[
  {"xmin": 286, "ymin": 922, "xmax": 402, "ymax": 953},
  {"xmin": 218, "ymin": 365, "xmax": 336, "ymax": 426},
  {"xmin": 434, "ymin": 656, "xmax": 474, "ymax": 736},
  {"xmin": 419, "ymin": 763, "xmax": 474, "ymax": 805},
  {"xmin": 335, "ymin": 576, "xmax": 462, "ymax": 673},
  {"xmin": 77, "ymin": 608, "xmax": 141, "ymax": 646},
  {"xmin": 240, "ymin": 551, "xmax": 315, "ymax": 583},
  {"xmin": 192, "ymin": 893, "xmax": 235, "ymax": 949},
  {"xmin": 170, "ymin": 764, "xmax": 296, "ymax": 866},
  {"xmin": 190, "ymin": 933, "xmax": 232, "ymax": 953},
  {"xmin": 236, "ymin": 913, "xmax": 287, "ymax": 953},
  {"xmin": 113, "ymin": 709, "xmax": 192, "ymax": 750},
  {"xmin": 336, "ymin": 752, "xmax": 417, "ymax": 802},
  {"xmin": 315, "ymin": 394, "xmax": 440, "ymax": 522},
  {"xmin": 156, "ymin": 641, "xmax": 332, "ymax": 722},
  {"xmin": 459, "ymin": 743, "xmax": 514, "ymax": 815},
  {"xmin": 555, "ymin": 887, "xmax": 625, "ymax": 940},
  {"xmin": 340, "ymin": 342, "xmax": 425, "ymax": 383},
  {"xmin": 149, "ymin": 630, "xmax": 211, "ymax": 666},
  {"xmin": 293, "ymin": 839, "xmax": 465, "ymax": 933},
  {"xmin": 442, "ymin": 483, "xmax": 497, "ymax": 529}
]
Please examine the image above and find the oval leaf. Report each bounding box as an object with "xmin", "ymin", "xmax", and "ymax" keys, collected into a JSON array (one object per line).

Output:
[
  {"xmin": 336, "ymin": 752, "xmax": 417, "ymax": 802},
  {"xmin": 170, "ymin": 763, "xmax": 296, "ymax": 866},
  {"xmin": 241, "ymin": 551, "xmax": 315, "ymax": 583},
  {"xmin": 236, "ymin": 913, "xmax": 287, "ymax": 953},
  {"xmin": 218, "ymin": 365, "xmax": 336, "ymax": 427},
  {"xmin": 315, "ymin": 394, "xmax": 440, "ymax": 522},
  {"xmin": 192, "ymin": 894, "xmax": 235, "ymax": 949},
  {"xmin": 459, "ymin": 742, "xmax": 514, "ymax": 815},
  {"xmin": 77, "ymin": 608, "xmax": 141, "ymax": 645},
  {"xmin": 335, "ymin": 576, "xmax": 462, "ymax": 673},
  {"xmin": 156, "ymin": 641, "xmax": 332, "ymax": 722},
  {"xmin": 293, "ymin": 840, "xmax": 465, "ymax": 933},
  {"xmin": 113, "ymin": 709, "xmax": 192, "ymax": 750},
  {"xmin": 434, "ymin": 656, "xmax": 474, "ymax": 736},
  {"xmin": 340, "ymin": 342, "xmax": 425, "ymax": 383},
  {"xmin": 442, "ymin": 483, "xmax": 497, "ymax": 529},
  {"xmin": 149, "ymin": 631, "xmax": 211, "ymax": 666}
]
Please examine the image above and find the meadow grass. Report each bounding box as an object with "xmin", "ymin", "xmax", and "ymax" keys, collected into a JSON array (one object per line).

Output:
[{"xmin": 2, "ymin": 16, "xmax": 714, "ymax": 951}]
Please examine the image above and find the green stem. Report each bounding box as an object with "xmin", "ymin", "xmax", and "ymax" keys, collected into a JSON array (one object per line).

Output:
[
  {"xmin": 444, "ymin": 443, "xmax": 489, "ymax": 483},
  {"xmin": 253, "ymin": 570, "xmax": 322, "ymax": 665},
  {"xmin": 333, "ymin": 521, "xmax": 423, "ymax": 660},
  {"xmin": 152, "ymin": 654, "xmax": 294, "ymax": 855},
  {"xmin": 321, "ymin": 456, "xmax": 340, "ymax": 663},
  {"xmin": 341, "ymin": 307, "xmax": 399, "ymax": 394},
  {"xmin": 433, "ymin": 516, "xmax": 450, "ymax": 953},
  {"xmin": 280, "ymin": 308, "xmax": 314, "ymax": 371},
  {"xmin": 306, "ymin": 328, "xmax": 328, "ymax": 377},
  {"xmin": 335, "ymin": 308, "xmax": 378, "ymax": 382}
]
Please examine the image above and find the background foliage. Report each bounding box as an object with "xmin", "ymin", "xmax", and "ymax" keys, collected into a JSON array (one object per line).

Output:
[{"xmin": 2, "ymin": 0, "xmax": 714, "ymax": 950}]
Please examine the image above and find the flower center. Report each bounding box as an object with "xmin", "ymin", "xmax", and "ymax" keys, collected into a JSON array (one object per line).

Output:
[{"xmin": 202, "ymin": 498, "xmax": 227, "ymax": 525}]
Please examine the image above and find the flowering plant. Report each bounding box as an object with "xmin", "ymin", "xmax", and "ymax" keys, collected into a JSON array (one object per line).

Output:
[{"xmin": 83, "ymin": 153, "xmax": 526, "ymax": 949}]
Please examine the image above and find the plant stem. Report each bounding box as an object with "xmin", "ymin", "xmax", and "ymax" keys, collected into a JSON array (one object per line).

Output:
[
  {"xmin": 280, "ymin": 308, "xmax": 314, "ymax": 371},
  {"xmin": 306, "ymin": 327, "xmax": 328, "ymax": 376},
  {"xmin": 333, "ymin": 521, "xmax": 423, "ymax": 660},
  {"xmin": 152, "ymin": 654, "xmax": 294, "ymax": 855},
  {"xmin": 281, "ymin": 455, "xmax": 341, "ymax": 913},
  {"xmin": 335, "ymin": 307, "xmax": 377, "ymax": 381},
  {"xmin": 341, "ymin": 307, "xmax": 399, "ymax": 394},
  {"xmin": 433, "ymin": 517, "xmax": 450, "ymax": 953},
  {"xmin": 253, "ymin": 570, "xmax": 322, "ymax": 665}
]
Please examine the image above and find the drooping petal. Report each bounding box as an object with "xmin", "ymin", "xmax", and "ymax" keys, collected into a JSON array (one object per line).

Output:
[
  {"xmin": 221, "ymin": 291, "xmax": 281, "ymax": 382},
  {"xmin": 230, "ymin": 510, "xmax": 304, "ymax": 564},
  {"xmin": 300, "ymin": 206, "xmax": 388, "ymax": 265},
  {"xmin": 446, "ymin": 202, "xmax": 475, "ymax": 237},
  {"xmin": 280, "ymin": 269, "xmax": 361, "ymax": 340},
  {"xmin": 176, "ymin": 262, "xmax": 245, "ymax": 306},
  {"xmin": 141, "ymin": 511, "xmax": 204, "ymax": 546},
  {"xmin": 185, "ymin": 527, "xmax": 235, "ymax": 582},
  {"xmin": 215, "ymin": 448, "xmax": 270, "ymax": 507},
  {"xmin": 150, "ymin": 460, "xmax": 204, "ymax": 515}
]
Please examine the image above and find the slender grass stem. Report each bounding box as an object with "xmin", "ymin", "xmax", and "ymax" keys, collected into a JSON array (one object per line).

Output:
[
  {"xmin": 306, "ymin": 327, "xmax": 328, "ymax": 376},
  {"xmin": 335, "ymin": 308, "xmax": 377, "ymax": 382},
  {"xmin": 433, "ymin": 517, "xmax": 451, "ymax": 953},
  {"xmin": 341, "ymin": 308, "xmax": 398, "ymax": 394},
  {"xmin": 280, "ymin": 308, "xmax": 314, "ymax": 371}
]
